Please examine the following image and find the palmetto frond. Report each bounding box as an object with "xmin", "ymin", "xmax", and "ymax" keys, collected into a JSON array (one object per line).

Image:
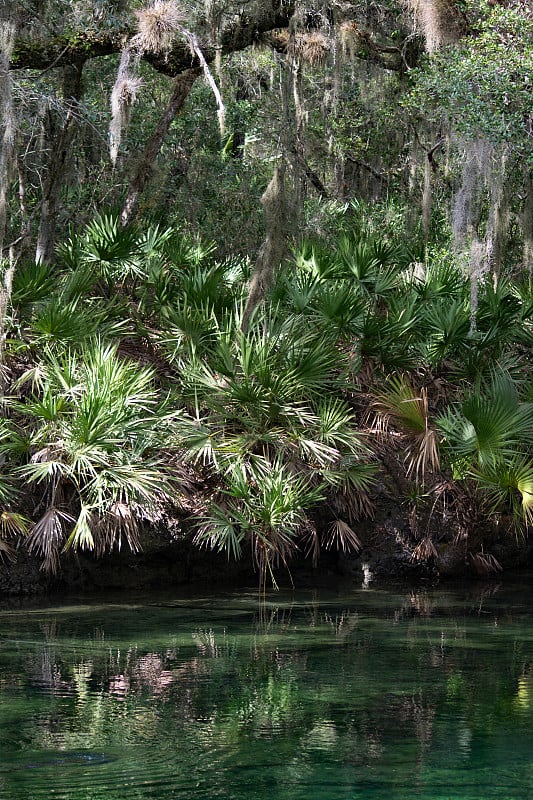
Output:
[
  {"xmin": 30, "ymin": 299, "xmax": 100, "ymax": 343},
  {"xmin": 471, "ymin": 456, "xmax": 533, "ymax": 528},
  {"xmin": 358, "ymin": 307, "xmax": 420, "ymax": 373},
  {"xmin": 9, "ymin": 340, "xmax": 176, "ymax": 569},
  {"xmin": 324, "ymin": 519, "xmax": 362, "ymax": 554},
  {"xmin": 372, "ymin": 374, "xmax": 440, "ymax": 481},
  {"xmin": 421, "ymin": 299, "xmax": 471, "ymax": 368},
  {"xmin": 137, "ymin": 224, "xmax": 174, "ymax": 264},
  {"xmin": 312, "ymin": 283, "xmax": 365, "ymax": 338},
  {"xmin": 11, "ymin": 261, "xmax": 57, "ymax": 310},
  {"xmin": 159, "ymin": 301, "xmax": 219, "ymax": 362},
  {"xmin": 437, "ymin": 373, "xmax": 533, "ymax": 472},
  {"xmin": 0, "ymin": 511, "xmax": 29, "ymax": 562},
  {"xmin": 335, "ymin": 236, "xmax": 400, "ymax": 295},
  {"xmin": 410, "ymin": 259, "xmax": 468, "ymax": 302},
  {"xmin": 469, "ymin": 551, "xmax": 503, "ymax": 576},
  {"xmin": 181, "ymin": 319, "xmax": 343, "ymax": 429},
  {"xmin": 26, "ymin": 508, "xmax": 75, "ymax": 574},
  {"xmin": 411, "ymin": 535, "xmax": 437, "ymax": 562},
  {"xmin": 82, "ymin": 212, "xmax": 143, "ymax": 281},
  {"xmin": 195, "ymin": 458, "xmax": 325, "ymax": 581},
  {"xmin": 29, "ymin": 297, "xmax": 128, "ymax": 346}
]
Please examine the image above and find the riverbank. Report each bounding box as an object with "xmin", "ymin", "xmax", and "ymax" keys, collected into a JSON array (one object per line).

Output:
[{"xmin": 2, "ymin": 511, "xmax": 531, "ymax": 596}]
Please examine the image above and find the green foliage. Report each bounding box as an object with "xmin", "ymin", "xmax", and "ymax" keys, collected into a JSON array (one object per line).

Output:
[
  {"xmin": 407, "ymin": 6, "xmax": 533, "ymax": 158},
  {"xmin": 2, "ymin": 213, "xmax": 533, "ymax": 577},
  {"xmin": 2, "ymin": 341, "xmax": 176, "ymax": 572}
]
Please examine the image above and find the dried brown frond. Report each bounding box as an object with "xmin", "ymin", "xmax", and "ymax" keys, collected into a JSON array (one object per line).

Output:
[
  {"xmin": 470, "ymin": 551, "xmax": 503, "ymax": 576},
  {"xmin": 0, "ymin": 539, "xmax": 16, "ymax": 562},
  {"xmin": 95, "ymin": 503, "xmax": 141, "ymax": 556},
  {"xmin": 324, "ymin": 519, "xmax": 362, "ymax": 554},
  {"xmin": 331, "ymin": 489, "xmax": 374, "ymax": 522},
  {"xmin": 301, "ymin": 519, "xmax": 320, "ymax": 566},
  {"xmin": 0, "ymin": 510, "xmax": 29, "ymax": 538},
  {"xmin": 408, "ymin": 502, "xmax": 419, "ymax": 537},
  {"xmin": 135, "ymin": 1, "xmax": 184, "ymax": 52},
  {"xmin": 406, "ymin": 424, "xmax": 440, "ymax": 484},
  {"xmin": 27, "ymin": 508, "xmax": 75, "ymax": 574},
  {"xmin": 0, "ymin": 510, "xmax": 27, "ymax": 560},
  {"xmin": 411, "ymin": 535, "xmax": 437, "ymax": 562}
]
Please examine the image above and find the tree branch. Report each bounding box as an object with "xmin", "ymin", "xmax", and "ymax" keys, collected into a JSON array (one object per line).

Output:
[{"xmin": 11, "ymin": 4, "xmax": 299, "ymax": 76}]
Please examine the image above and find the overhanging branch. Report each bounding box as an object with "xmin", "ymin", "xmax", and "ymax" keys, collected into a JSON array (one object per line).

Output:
[{"xmin": 11, "ymin": 4, "xmax": 299, "ymax": 77}]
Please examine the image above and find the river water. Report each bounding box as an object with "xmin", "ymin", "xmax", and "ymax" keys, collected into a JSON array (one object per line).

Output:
[{"xmin": 0, "ymin": 580, "xmax": 532, "ymax": 799}]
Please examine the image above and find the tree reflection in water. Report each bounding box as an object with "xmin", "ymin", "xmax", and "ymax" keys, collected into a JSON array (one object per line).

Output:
[{"xmin": 0, "ymin": 587, "xmax": 532, "ymax": 799}]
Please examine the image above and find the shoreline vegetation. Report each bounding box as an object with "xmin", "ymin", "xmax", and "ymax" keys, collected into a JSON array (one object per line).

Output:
[
  {"xmin": 1, "ymin": 3, "xmax": 532, "ymax": 593},
  {"xmin": 1, "ymin": 219, "xmax": 532, "ymax": 594}
]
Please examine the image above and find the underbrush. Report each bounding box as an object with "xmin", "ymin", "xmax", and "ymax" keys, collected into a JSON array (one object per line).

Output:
[{"xmin": 1, "ymin": 213, "xmax": 532, "ymax": 582}]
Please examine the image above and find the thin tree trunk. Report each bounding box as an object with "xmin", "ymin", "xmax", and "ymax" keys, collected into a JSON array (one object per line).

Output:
[
  {"xmin": 330, "ymin": 16, "xmax": 345, "ymax": 199},
  {"xmin": 422, "ymin": 155, "xmax": 432, "ymax": 241},
  {"xmin": 521, "ymin": 175, "xmax": 533, "ymax": 285},
  {"xmin": 35, "ymin": 63, "xmax": 83, "ymax": 264},
  {"xmin": 0, "ymin": 16, "xmax": 17, "ymax": 394},
  {"xmin": 120, "ymin": 67, "xmax": 200, "ymax": 227},
  {"xmin": 0, "ymin": 247, "xmax": 15, "ymax": 395},
  {"xmin": 241, "ymin": 162, "xmax": 287, "ymax": 333},
  {"xmin": 0, "ymin": 17, "xmax": 16, "ymax": 255}
]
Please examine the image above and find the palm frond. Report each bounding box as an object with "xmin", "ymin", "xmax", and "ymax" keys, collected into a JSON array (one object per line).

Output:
[
  {"xmin": 0, "ymin": 511, "xmax": 29, "ymax": 562},
  {"xmin": 411, "ymin": 536, "xmax": 437, "ymax": 562},
  {"xmin": 194, "ymin": 508, "xmax": 245, "ymax": 560},
  {"xmin": 438, "ymin": 376, "xmax": 533, "ymax": 470},
  {"xmin": 92, "ymin": 502, "xmax": 141, "ymax": 556},
  {"xmin": 471, "ymin": 456, "xmax": 533, "ymax": 528},
  {"xmin": 372, "ymin": 374, "xmax": 440, "ymax": 480},
  {"xmin": 64, "ymin": 505, "xmax": 96, "ymax": 552},
  {"xmin": 324, "ymin": 519, "xmax": 362, "ymax": 553},
  {"xmin": 27, "ymin": 508, "xmax": 75, "ymax": 574},
  {"xmin": 11, "ymin": 261, "xmax": 56, "ymax": 311},
  {"xmin": 82, "ymin": 212, "xmax": 143, "ymax": 281},
  {"xmin": 470, "ymin": 551, "xmax": 503, "ymax": 576}
]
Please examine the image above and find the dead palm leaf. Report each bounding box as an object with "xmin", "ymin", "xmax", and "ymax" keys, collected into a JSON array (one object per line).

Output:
[
  {"xmin": 324, "ymin": 519, "xmax": 362, "ymax": 554},
  {"xmin": 470, "ymin": 551, "xmax": 503, "ymax": 576},
  {"xmin": 26, "ymin": 508, "xmax": 75, "ymax": 574},
  {"xmin": 411, "ymin": 535, "xmax": 437, "ymax": 562}
]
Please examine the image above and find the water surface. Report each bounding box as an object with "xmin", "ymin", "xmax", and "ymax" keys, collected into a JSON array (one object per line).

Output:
[{"xmin": 1, "ymin": 581, "xmax": 532, "ymax": 799}]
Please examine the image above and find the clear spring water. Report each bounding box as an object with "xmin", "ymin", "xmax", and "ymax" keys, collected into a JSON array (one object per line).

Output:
[{"xmin": 1, "ymin": 581, "xmax": 533, "ymax": 799}]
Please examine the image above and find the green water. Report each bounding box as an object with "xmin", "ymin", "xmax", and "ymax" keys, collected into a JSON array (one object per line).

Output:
[{"xmin": 0, "ymin": 583, "xmax": 533, "ymax": 800}]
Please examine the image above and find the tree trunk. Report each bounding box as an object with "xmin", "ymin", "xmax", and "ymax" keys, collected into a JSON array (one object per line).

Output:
[
  {"xmin": 35, "ymin": 63, "xmax": 83, "ymax": 264},
  {"xmin": 120, "ymin": 67, "xmax": 201, "ymax": 227},
  {"xmin": 0, "ymin": 17, "xmax": 16, "ymax": 254},
  {"xmin": 0, "ymin": 247, "xmax": 15, "ymax": 395},
  {"xmin": 522, "ymin": 175, "xmax": 533, "ymax": 285},
  {"xmin": 241, "ymin": 163, "xmax": 287, "ymax": 333}
]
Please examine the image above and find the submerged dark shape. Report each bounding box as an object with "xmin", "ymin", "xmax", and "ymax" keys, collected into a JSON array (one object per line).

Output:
[{"xmin": 25, "ymin": 752, "xmax": 114, "ymax": 769}]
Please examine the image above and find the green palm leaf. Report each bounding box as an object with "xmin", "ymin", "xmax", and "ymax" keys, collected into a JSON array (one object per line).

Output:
[{"xmin": 471, "ymin": 456, "xmax": 533, "ymax": 527}]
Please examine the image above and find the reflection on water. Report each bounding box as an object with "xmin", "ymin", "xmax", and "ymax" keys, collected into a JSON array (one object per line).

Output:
[{"xmin": 0, "ymin": 582, "xmax": 533, "ymax": 799}]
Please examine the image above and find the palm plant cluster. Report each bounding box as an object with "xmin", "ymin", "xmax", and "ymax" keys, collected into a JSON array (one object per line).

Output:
[{"xmin": 1, "ymin": 214, "xmax": 532, "ymax": 582}]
